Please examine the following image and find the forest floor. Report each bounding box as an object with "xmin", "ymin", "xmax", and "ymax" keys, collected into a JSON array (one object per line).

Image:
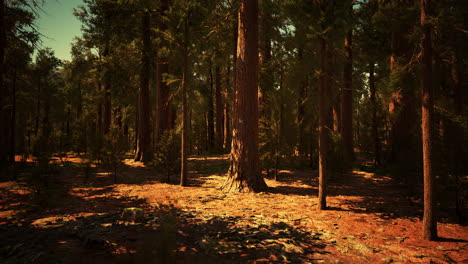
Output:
[{"xmin": 0, "ymin": 154, "xmax": 467, "ymax": 264}]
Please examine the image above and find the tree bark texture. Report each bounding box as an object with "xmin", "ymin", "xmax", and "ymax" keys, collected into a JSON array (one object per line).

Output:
[
  {"xmin": 421, "ymin": 0, "xmax": 437, "ymax": 241},
  {"xmin": 222, "ymin": 0, "xmax": 267, "ymax": 193}
]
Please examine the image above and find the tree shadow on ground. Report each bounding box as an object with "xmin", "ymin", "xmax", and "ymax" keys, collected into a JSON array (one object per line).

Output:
[{"xmin": 0, "ymin": 202, "xmax": 330, "ymax": 264}]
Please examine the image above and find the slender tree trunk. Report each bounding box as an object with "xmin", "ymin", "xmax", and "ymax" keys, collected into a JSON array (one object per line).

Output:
[
  {"xmin": 35, "ymin": 77, "xmax": 41, "ymax": 137},
  {"xmin": 207, "ymin": 59, "xmax": 215, "ymax": 152},
  {"xmin": 97, "ymin": 83, "xmax": 103, "ymax": 135},
  {"xmin": 318, "ymin": 38, "xmax": 329, "ymax": 210},
  {"xmin": 222, "ymin": 0, "xmax": 267, "ymax": 193},
  {"xmin": 9, "ymin": 66, "xmax": 17, "ymax": 162},
  {"xmin": 421, "ymin": 0, "xmax": 437, "ymax": 241},
  {"xmin": 215, "ymin": 65, "xmax": 224, "ymax": 152},
  {"xmin": 341, "ymin": 29, "xmax": 354, "ymax": 159},
  {"xmin": 224, "ymin": 65, "xmax": 231, "ymax": 150},
  {"xmin": 296, "ymin": 44, "xmax": 307, "ymax": 161},
  {"xmin": 180, "ymin": 17, "xmax": 189, "ymax": 187},
  {"xmin": 369, "ymin": 62, "xmax": 380, "ymax": 165},
  {"xmin": 103, "ymin": 42, "xmax": 112, "ymax": 135},
  {"xmin": 135, "ymin": 11, "xmax": 151, "ymax": 162},
  {"xmin": 156, "ymin": 0, "xmax": 170, "ymax": 144}
]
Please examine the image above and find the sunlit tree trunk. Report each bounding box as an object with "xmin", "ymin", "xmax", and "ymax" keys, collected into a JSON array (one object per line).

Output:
[
  {"xmin": 421, "ymin": 0, "xmax": 437, "ymax": 241},
  {"xmin": 222, "ymin": 0, "xmax": 267, "ymax": 192}
]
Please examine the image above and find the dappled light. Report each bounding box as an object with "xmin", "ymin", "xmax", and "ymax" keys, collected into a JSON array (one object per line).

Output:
[{"xmin": 1, "ymin": 0, "xmax": 467, "ymax": 262}]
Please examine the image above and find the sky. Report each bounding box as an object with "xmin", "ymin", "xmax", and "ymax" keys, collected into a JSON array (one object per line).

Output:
[{"xmin": 36, "ymin": 0, "xmax": 84, "ymax": 62}]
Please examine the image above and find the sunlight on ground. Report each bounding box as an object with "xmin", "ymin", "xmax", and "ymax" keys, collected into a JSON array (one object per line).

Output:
[
  {"xmin": 352, "ymin": 170, "xmax": 391, "ymax": 183},
  {"xmin": 188, "ymin": 155, "xmax": 229, "ymax": 161},
  {"xmin": 123, "ymin": 159, "xmax": 146, "ymax": 168}
]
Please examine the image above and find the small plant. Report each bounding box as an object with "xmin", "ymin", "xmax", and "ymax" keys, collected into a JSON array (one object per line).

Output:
[
  {"xmin": 100, "ymin": 125, "xmax": 127, "ymax": 183},
  {"xmin": 152, "ymin": 129, "xmax": 180, "ymax": 182}
]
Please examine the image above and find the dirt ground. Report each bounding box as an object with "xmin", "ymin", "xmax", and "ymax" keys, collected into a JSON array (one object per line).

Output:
[{"xmin": 0, "ymin": 154, "xmax": 467, "ymax": 263}]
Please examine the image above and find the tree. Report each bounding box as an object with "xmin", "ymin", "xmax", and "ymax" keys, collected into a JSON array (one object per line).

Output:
[
  {"xmin": 341, "ymin": 26, "xmax": 354, "ymax": 160},
  {"xmin": 180, "ymin": 15, "xmax": 188, "ymax": 186},
  {"xmin": 421, "ymin": 0, "xmax": 437, "ymax": 241},
  {"xmin": 221, "ymin": 0, "xmax": 267, "ymax": 192},
  {"xmin": 155, "ymin": 0, "xmax": 172, "ymax": 144},
  {"xmin": 134, "ymin": 10, "xmax": 151, "ymax": 162}
]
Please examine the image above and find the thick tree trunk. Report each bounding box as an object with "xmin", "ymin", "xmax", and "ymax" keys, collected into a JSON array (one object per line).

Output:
[
  {"xmin": 318, "ymin": 38, "xmax": 329, "ymax": 210},
  {"xmin": 215, "ymin": 65, "xmax": 224, "ymax": 152},
  {"xmin": 369, "ymin": 62, "xmax": 380, "ymax": 165},
  {"xmin": 421, "ymin": 0, "xmax": 437, "ymax": 241},
  {"xmin": 341, "ymin": 29, "xmax": 354, "ymax": 159},
  {"xmin": 155, "ymin": 0, "xmax": 171, "ymax": 144},
  {"xmin": 222, "ymin": 0, "xmax": 267, "ymax": 193},
  {"xmin": 135, "ymin": 11, "xmax": 151, "ymax": 162},
  {"xmin": 180, "ymin": 17, "xmax": 189, "ymax": 187}
]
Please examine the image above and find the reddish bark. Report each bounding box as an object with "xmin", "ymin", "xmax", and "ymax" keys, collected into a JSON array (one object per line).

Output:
[
  {"xmin": 222, "ymin": 0, "xmax": 267, "ymax": 192},
  {"xmin": 421, "ymin": 0, "xmax": 437, "ymax": 241}
]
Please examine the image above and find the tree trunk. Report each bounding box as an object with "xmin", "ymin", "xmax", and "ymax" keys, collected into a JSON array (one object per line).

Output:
[
  {"xmin": 296, "ymin": 45, "xmax": 307, "ymax": 161},
  {"xmin": 221, "ymin": 0, "xmax": 267, "ymax": 193},
  {"xmin": 0, "ymin": 0, "xmax": 5, "ymax": 165},
  {"xmin": 215, "ymin": 65, "xmax": 224, "ymax": 152},
  {"xmin": 35, "ymin": 77, "xmax": 41, "ymax": 137},
  {"xmin": 135, "ymin": 11, "xmax": 151, "ymax": 162},
  {"xmin": 180, "ymin": 17, "xmax": 189, "ymax": 187},
  {"xmin": 341, "ymin": 29, "xmax": 353, "ymax": 159},
  {"xmin": 155, "ymin": 0, "xmax": 171, "ymax": 144},
  {"xmin": 207, "ymin": 59, "xmax": 215, "ymax": 152},
  {"xmin": 369, "ymin": 62, "xmax": 380, "ymax": 165},
  {"xmin": 318, "ymin": 38, "xmax": 329, "ymax": 210},
  {"xmin": 421, "ymin": 0, "xmax": 437, "ymax": 241},
  {"xmin": 224, "ymin": 65, "xmax": 231, "ymax": 150},
  {"xmin": 103, "ymin": 42, "xmax": 112, "ymax": 135}
]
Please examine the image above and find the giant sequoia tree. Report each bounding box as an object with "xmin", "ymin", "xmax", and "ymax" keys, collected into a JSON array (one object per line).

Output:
[{"xmin": 221, "ymin": 0, "xmax": 267, "ymax": 192}]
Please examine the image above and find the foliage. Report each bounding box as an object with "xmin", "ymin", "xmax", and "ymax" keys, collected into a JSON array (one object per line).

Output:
[
  {"xmin": 99, "ymin": 125, "xmax": 128, "ymax": 183},
  {"xmin": 151, "ymin": 129, "xmax": 181, "ymax": 181}
]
